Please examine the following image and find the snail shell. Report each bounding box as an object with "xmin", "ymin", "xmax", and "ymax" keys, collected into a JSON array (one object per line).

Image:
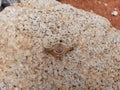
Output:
[{"xmin": 44, "ymin": 43, "xmax": 74, "ymax": 58}]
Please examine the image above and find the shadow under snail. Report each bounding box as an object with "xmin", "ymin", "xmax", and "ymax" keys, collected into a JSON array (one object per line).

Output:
[{"xmin": 44, "ymin": 42, "xmax": 76, "ymax": 58}]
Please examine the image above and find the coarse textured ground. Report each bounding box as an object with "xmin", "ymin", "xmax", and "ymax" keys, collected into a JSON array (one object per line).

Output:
[
  {"xmin": 59, "ymin": 0, "xmax": 120, "ymax": 30},
  {"xmin": 0, "ymin": 0, "xmax": 120, "ymax": 90}
]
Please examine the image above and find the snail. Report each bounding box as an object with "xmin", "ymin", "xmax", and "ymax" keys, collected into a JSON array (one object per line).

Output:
[{"xmin": 44, "ymin": 41, "xmax": 75, "ymax": 58}]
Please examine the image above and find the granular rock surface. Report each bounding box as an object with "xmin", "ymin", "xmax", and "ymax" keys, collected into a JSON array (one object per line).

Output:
[
  {"xmin": 59, "ymin": 0, "xmax": 120, "ymax": 30},
  {"xmin": 0, "ymin": 0, "xmax": 120, "ymax": 90}
]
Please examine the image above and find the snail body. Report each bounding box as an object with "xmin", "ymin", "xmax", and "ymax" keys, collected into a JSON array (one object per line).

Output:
[{"xmin": 44, "ymin": 42, "xmax": 74, "ymax": 58}]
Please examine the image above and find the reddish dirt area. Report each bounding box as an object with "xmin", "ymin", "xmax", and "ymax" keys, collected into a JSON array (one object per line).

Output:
[{"xmin": 59, "ymin": 0, "xmax": 120, "ymax": 30}]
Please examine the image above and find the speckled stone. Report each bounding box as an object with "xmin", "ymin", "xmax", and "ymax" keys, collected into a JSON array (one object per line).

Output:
[
  {"xmin": 0, "ymin": 0, "xmax": 120, "ymax": 90},
  {"xmin": 0, "ymin": 0, "xmax": 21, "ymax": 11}
]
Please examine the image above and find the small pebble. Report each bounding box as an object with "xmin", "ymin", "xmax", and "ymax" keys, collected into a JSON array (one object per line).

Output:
[
  {"xmin": 90, "ymin": 10, "xmax": 94, "ymax": 13},
  {"xmin": 104, "ymin": 3, "xmax": 108, "ymax": 7},
  {"xmin": 98, "ymin": 1, "xmax": 101, "ymax": 4},
  {"xmin": 114, "ymin": 8, "xmax": 117, "ymax": 10},
  {"xmin": 111, "ymin": 10, "xmax": 118, "ymax": 16}
]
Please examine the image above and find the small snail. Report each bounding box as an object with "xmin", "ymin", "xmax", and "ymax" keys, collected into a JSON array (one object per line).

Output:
[{"xmin": 44, "ymin": 41, "xmax": 75, "ymax": 58}]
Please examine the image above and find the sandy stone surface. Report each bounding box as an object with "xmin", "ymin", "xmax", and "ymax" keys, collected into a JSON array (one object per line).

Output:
[
  {"xmin": 59, "ymin": 0, "xmax": 120, "ymax": 30},
  {"xmin": 0, "ymin": 0, "xmax": 120, "ymax": 90},
  {"xmin": 0, "ymin": 0, "xmax": 21, "ymax": 11}
]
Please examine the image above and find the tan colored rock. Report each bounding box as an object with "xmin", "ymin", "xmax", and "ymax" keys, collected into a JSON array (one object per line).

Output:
[
  {"xmin": 13, "ymin": 0, "xmax": 60, "ymax": 10},
  {"xmin": 0, "ymin": 0, "xmax": 120, "ymax": 90}
]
